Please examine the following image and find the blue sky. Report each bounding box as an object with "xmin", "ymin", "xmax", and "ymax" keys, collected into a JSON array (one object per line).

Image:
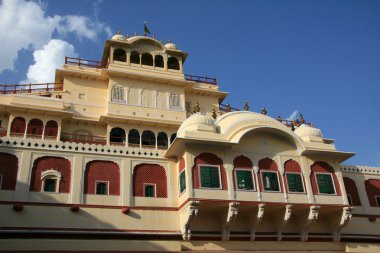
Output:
[{"xmin": 1, "ymin": 0, "xmax": 379, "ymax": 166}]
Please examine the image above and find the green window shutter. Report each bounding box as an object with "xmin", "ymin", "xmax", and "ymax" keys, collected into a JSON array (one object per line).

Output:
[
  {"xmin": 210, "ymin": 167, "xmax": 220, "ymax": 188},
  {"xmin": 180, "ymin": 171, "xmax": 186, "ymax": 193},
  {"xmin": 287, "ymin": 174, "xmax": 304, "ymax": 192},
  {"xmin": 376, "ymin": 197, "xmax": 380, "ymax": 207},
  {"xmin": 200, "ymin": 166, "xmax": 220, "ymax": 188},
  {"xmin": 145, "ymin": 185, "xmax": 155, "ymax": 197},
  {"xmin": 44, "ymin": 179, "xmax": 56, "ymax": 192},
  {"xmin": 270, "ymin": 173, "xmax": 279, "ymax": 191},
  {"xmin": 200, "ymin": 166, "xmax": 212, "ymax": 188},
  {"xmin": 96, "ymin": 182, "xmax": 107, "ymax": 195},
  {"xmin": 316, "ymin": 174, "xmax": 335, "ymax": 194},
  {"xmin": 236, "ymin": 170, "xmax": 254, "ymax": 190}
]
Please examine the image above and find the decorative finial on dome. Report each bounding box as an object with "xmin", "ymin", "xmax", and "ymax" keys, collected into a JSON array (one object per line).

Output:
[
  {"xmin": 153, "ymin": 34, "xmax": 156, "ymax": 39},
  {"xmin": 134, "ymin": 32, "xmax": 137, "ymax": 36},
  {"xmin": 226, "ymin": 103, "xmax": 231, "ymax": 112},
  {"xmin": 310, "ymin": 121, "xmax": 314, "ymax": 127},
  {"xmin": 300, "ymin": 113, "xmax": 305, "ymax": 124},
  {"xmin": 212, "ymin": 108, "xmax": 217, "ymax": 119},
  {"xmin": 192, "ymin": 101, "xmax": 200, "ymax": 114},
  {"xmin": 126, "ymin": 33, "xmax": 129, "ymax": 39},
  {"xmin": 244, "ymin": 100, "xmax": 249, "ymax": 111},
  {"xmin": 261, "ymin": 107, "xmax": 267, "ymax": 115},
  {"xmin": 168, "ymin": 39, "xmax": 172, "ymax": 43},
  {"xmin": 159, "ymin": 39, "xmax": 163, "ymax": 43},
  {"xmin": 291, "ymin": 121, "xmax": 295, "ymax": 131},
  {"xmin": 295, "ymin": 118, "xmax": 300, "ymax": 127},
  {"xmin": 277, "ymin": 115, "xmax": 282, "ymax": 122},
  {"xmin": 117, "ymin": 31, "xmax": 121, "ymax": 35}
]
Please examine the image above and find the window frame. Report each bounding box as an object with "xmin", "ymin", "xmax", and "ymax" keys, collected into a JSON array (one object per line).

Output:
[
  {"xmin": 198, "ymin": 164, "xmax": 222, "ymax": 190},
  {"xmin": 260, "ymin": 170, "xmax": 281, "ymax": 193},
  {"xmin": 43, "ymin": 178, "xmax": 57, "ymax": 193},
  {"xmin": 95, "ymin": 180, "xmax": 109, "ymax": 195},
  {"xmin": 110, "ymin": 85, "xmax": 126, "ymax": 103},
  {"xmin": 285, "ymin": 172, "xmax": 306, "ymax": 194},
  {"xmin": 314, "ymin": 172, "xmax": 337, "ymax": 195},
  {"xmin": 143, "ymin": 183, "xmax": 156, "ymax": 197},
  {"xmin": 0, "ymin": 174, "xmax": 3, "ymax": 190},
  {"xmin": 234, "ymin": 168, "xmax": 255, "ymax": 191},
  {"xmin": 41, "ymin": 169, "xmax": 61, "ymax": 193},
  {"xmin": 347, "ymin": 194, "xmax": 353, "ymax": 206},
  {"xmin": 169, "ymin": 93, "xmax": 182, "ymax": 110},
  {"xmin": 179, "ymin": 170, "xmax": 186, "ymax": 194},
  {"xmin": 375, "ymin": 196, "xmax": 380, "ymax": 207}
]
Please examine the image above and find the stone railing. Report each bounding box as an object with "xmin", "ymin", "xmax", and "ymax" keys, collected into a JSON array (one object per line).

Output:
[{"xmin": 0, "ymin": 136, "xmax": 166, "ymax": 159}]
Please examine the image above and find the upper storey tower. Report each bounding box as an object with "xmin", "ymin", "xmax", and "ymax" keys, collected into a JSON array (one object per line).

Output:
[{"xmin": 102, "ymin": 33, "xmax": 188, "ymax": 80}]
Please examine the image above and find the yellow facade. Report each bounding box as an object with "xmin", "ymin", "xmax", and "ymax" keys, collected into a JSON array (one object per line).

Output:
[{"xmin": 0, "ymin": 33, "xmax": 379, "ymax": 252}]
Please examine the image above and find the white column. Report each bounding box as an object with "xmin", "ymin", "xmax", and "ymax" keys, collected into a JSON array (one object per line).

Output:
[{"xmin": 253, "ymin": 165, "xmax": 262, "ymax": 201}]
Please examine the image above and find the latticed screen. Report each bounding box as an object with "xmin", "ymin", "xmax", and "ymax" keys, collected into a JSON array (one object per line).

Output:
[
  {"xmin": 169, "ymin": 93, "xmax": 181, "ymax": 109},
  {"xmin": 179, "ymin": 171, "xmax": 186, "ymax": 193},
  {"xmin": 236, "ymin": 170, "xmax": 254, "ymax": 190},
  {"xmin": 111, "ymin": 85, "xmax": 125, "ymax": 102},
  {"xmin": 286, "ymin": 173, "xmax": 304, "ymax": 192},
  {"xmin": 200, "ymin": 166, "xmax": 220, "ymax": 188},
  {"xmin": 262, "ymin": 172, "xmax": 280, "ymax": 191},
  {"xmin": 316, "ymin": 174, "xmax": 335, "ymax": 194}
]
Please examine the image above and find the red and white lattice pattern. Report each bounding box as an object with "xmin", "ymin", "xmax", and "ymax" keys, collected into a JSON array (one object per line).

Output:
[
  {"xmin": 84, "ymin": 161, "xmax": 120, "ymax": 195},
  {"xmin": 0, "ymin": 153, "xmax": 18, "ymax": 190},
  {"xmin": 133, "ymin": 163, "xmax": 167, "ymax": 198}
]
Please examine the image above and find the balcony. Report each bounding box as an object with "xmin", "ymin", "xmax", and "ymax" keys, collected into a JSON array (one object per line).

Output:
[
  {"xmin": 65, "ymin": 56, "xmax": 108, "ymax": 69},
  {"xmin": 0, "ymin": 83, "xmax": 63, "ymax": 95},
  {"xmin": 185, "ymin": 74, "xmax": 217, "ymax": 85}
]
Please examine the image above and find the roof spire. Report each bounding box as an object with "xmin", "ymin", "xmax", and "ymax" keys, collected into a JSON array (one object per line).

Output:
[{"xmin": 244, "ymin": 100, "xmax": 249, "ymax": 111}]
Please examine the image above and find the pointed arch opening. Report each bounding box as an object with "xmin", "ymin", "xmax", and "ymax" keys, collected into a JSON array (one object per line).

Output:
[
  {"xmin": 113, "ymin": 48, "xmax": 126, "ymax": 62},
  {"xmin": 128, "ymin": 129, "xmax": 140, "ymax": 147},
  {"xmin": 141, "ymin": 53, "xmax": 153, "ymax": 66}
]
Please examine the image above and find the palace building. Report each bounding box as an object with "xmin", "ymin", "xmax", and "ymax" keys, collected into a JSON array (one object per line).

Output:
[{"xmin": 0, "ymin": 31, "xmax": 380, "ymax": 253}]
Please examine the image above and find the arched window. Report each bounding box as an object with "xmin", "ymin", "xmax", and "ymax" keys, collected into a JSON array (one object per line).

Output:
[
  {"xmin": 41, "ymin": 169, "xmax": 62, "ymax": 193},
  {"xmin": 30, "ymin": 156, "xmax": 71, "ymax": 193},
  {"xmin": 130, "ymin": 51, "xmax": 140, "ymax": 64},
  {"xmin": 128, "ymin": 129, "xmax": 140, "ymax": 147},
  {"xmin": 84, "ymin": 161, "xmax": 120, "ymax": 195},
  {"xmin": 170, "ymin": 133, "xmax": 177, "ymax": 144},
  {"xmin": 310, "ymin": 161, "xmax": 341, "ymax": 195},
  {"xmin": 141, "ymin": 53, "xmax": 153, "ymax": 66},
  {"xmin": 157, "ymin": 132, "xmax": 168, "ymax": 149},
  {"xmin": 44, "ymin": 120, "xmax": 58, "ymax": 139},
  {"xmin": 110, "ymin": 127, "xmax": 126, "ymax": 145},
  {"xmin": 111, "ymin": 85, "xmax": 125, "ymax": 102},
  {"xmin": 10, "ymin": 117, "xmax": 26, "ymax": 137},
  {"xmin": 141, "ymin": 89, "xmax": 155, "ymax": 107},
  {"xmin": 343, "ymin": 177, "xmax": 361, "ymax": 206},
  {"xmin": 133, "ymin": 163, "xmax": 167, "ymax": 198},
  {"xmin": 284, "ymin": 159, "xmax": 305, "ymax": 193},
  {"xmin": 128, "ymin": 87, "xmax": 139, "ymax": 105},
  {"xmin": 141, "ymin": 130, "xmax": 155, "ymax": 148},
  {"xmin": 155, "ymin": 55, "xmax": 164, "ymax": 68},
  {"xmin": 156, "ymin": 91, "xmax": 167, "ymax": 108},
  {"xmin": 258, "ymin": 158, "xmax": 282, "ymax": 192},
  {"xmin": 365, "ymin": 179, "xmax": 380, "ymax": 207},
  {"xmin": 0, "ymin": 153, "xmax": 18, "ymax": 190},
  {"xmin": 113, "ymin": 48, "xmax": 126, "ymax": 62},
  {"xmin": 233, "ymin": 156, "xmax": 254, "ymax": 191},
  {"xmin": 168, "ymin": 56, "xmax": 180, "ymax": 70},
  {"xmin": 27, "ymin": 118, "xmax": 43, "ymax": 138}
]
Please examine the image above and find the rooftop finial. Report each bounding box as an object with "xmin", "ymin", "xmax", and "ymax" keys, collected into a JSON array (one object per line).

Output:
[
  {"xmin": 134, "ymin": 32, "xmax": 137, "ymax": 36},
  {"xmin": 126, "ymin": 33, "xmax": 130, "ymax": 39},
  {"xmin": 277, "ymin": 115, "xmax": 282, "ymax": 122},
  {"xmin": 193, "ymin": 101, "xmax": 200, "ymax": 114},
  {"xmin": 226, "ymin": 103, "xmax": 231, "ymax": 112},
  {"xmin": 212, "ymin": 108, "xmax": 217, "ymax": 119},
  {"xmin": 117, "ymin": 31, "xmax": 121, "ymax": 35},
  {"xmin": 300, "ymin": 113, "xmax": 305, "ymax": 124},
  {"xmin": 168, "ymin": 39, "xmax": 172, "ymax": 43},
  {"xmin": 244, "ymin": 100, "xmax": 249, "ymax": 111},
  {"xmin": 153, "ymin": 34, "xmax": 156, "ymax": 39},
  {"xmin": 261, "ymin": 107, "xmax": 267, "ymax": 115}
]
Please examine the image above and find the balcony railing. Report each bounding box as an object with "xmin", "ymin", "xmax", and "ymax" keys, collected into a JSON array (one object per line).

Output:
[
  {"xmin": 60, "ymin": 133, "xmax": 107, "ymax": 145},
  {"xmin": 0, "ymin": 83, "xmax": 63, "ymax": 95},
  {"xmin": 65, "ymin": 57, "xmax": 108, "ymax": 69},
  {"xmin": 185, "ymin": 74, "xmax": 217, "ymax": 85}
]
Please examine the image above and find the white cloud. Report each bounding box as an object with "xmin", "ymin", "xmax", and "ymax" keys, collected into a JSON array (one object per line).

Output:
[
  {"xmin": 58, "ymin": 15, "xmax": 112, "ymax": 41},
  {"xmin": 286, "ymin": 110, "xmax": 299, "ymax": 121},
  {"xmin": 0, "ymin": 0, "xmax": 112, "ymax": 74},
  {"xmin": 23, "ymin": 39, "xmax": 77, "ymax": 84}
]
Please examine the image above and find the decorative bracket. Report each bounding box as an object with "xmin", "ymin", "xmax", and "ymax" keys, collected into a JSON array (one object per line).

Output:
[
  {"xmin": 300, "ymin": 205, "xmax": 320, "ymax": 242},
  {"xmin": 222, "ymin": 202, "xmax": 239, "ymax": 241},
  {"xmin": 250, "ymin": 203, "xmax": 265, "ymax": 241},
  {"xmin": 333, "ymin": 206, "xmax": 353, "ymax": 242},
  {"xmin": 181, "ymin": 201, "xmax": 200, "ymax": 240},
  {"xmin": 277, "ymin": 204, "xmax": 293, "ymax": 241}
]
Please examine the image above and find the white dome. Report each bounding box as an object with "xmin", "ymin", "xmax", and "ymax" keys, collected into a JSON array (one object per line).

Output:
[
  {"xmin": 111, "ymin": 33, "xmax": 126, "ymax": 41},
  {"xmin": 294, "ymin": 124, "xmax": 323, "ymax": 138},
  {"xmin": 165, "ymin": 42, "xmax": 177, "ymax": 50},
  {"xmin": 177, "ymin": 113, "xmax": 215, "ymax": 137}
]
